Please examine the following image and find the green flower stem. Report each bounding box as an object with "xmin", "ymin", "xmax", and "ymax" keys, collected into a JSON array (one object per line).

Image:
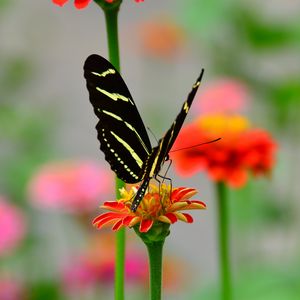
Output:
[
  {"xmin": 145, "ymin": 240, "xmax": 164, "ymax": 300},
  {"xmin": 216, "ymin": 181, "xmax": 232, "ymax": 300},
  {"xmin": 103, "ymin": 5, "xmax": 120, "ymax": 70},
  {"xmin": 134, "ymin": 222, "xmax": 170, "ymax": 300},
  {"xmin": 95, "ymin": 1, "xmax": 125, "ymax": 299}
]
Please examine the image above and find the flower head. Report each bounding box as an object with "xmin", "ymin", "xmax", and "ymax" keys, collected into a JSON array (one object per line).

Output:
[
  {"xmin": 195, "ymin": 79, "xmax": 249, "ymax": 115},
  {"xmin": 27, "ymin": 160, "xmax": 113, "ymax": 214},
  {"xmin": 93, "ymin": 184, "xmax": 206, "ymax": 233},
  {"xmin": 0, "ymin": 197, "xmax": 26, "ymax": 256},
  {"xmin": 171, "ymin": 114, "xmax": 277, "ymax": 188}
]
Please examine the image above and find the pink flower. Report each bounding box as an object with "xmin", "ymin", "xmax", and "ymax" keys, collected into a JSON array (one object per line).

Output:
[
  {"xmin": 195, "ymin": 79, "xmax": 249, "ymax": 115},
  {"xmin": 27, "ymin": 160, "xmax": 113, "ymax": 214},
  {"xmin": 62, "ymin": 257, "xmax": 98, "ymax": 293},
  {"xmin": 0, "ymin": 277, "xmax": 23, "ymax": 300},
  {"xmin": 0, "ymin": 197, "xmax": 26, "ymax": 256},
  {"xmin": 62, "ymin": 247, "xmax": 147, "ymax": 293}
]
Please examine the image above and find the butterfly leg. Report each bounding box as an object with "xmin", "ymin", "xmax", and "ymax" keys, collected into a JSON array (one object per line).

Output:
[{"xmin": 157, "ymin": 158, "xmax": 173, "ymax": 192}]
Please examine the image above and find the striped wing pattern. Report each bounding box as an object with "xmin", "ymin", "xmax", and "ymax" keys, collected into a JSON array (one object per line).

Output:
[
  {"xmin": 130, "ymin": 71, "xmax": 204, "ymax": 211},
  {"xmin": 84, "ymin": 54, "xmax": 204, "ymax": 211},
  {"xmin": 84, "ymin": 55, "xmax": 152, "ymax": 183},
  {"xmin": 143, "ymin": 70, "xmax": 204, "ymax": 179}
]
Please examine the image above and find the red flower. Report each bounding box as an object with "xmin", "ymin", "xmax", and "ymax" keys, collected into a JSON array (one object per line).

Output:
[
  {"xmin": 93, "ymin": 184, "xmax": 206, "ymax": 233},
  {"xmin": 171, "ymin": 114, "xmax": 277, "ymax": 188}
]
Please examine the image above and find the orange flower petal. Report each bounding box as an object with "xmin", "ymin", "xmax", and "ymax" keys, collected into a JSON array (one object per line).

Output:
[
  {"xmin": 168, "ymin": 202, "xmax": 189, "ymax": 211},
  {"xmin": 52, "ymin": 0, "xmax": 68, "ymax": 7},
  {"xmin": 163, "ymin": 212, "xmax": 178, "ymax": 223},
  {"xmin": 74, "ymin": 0, "xmax": 91, "ymax": 9},
  {"xmin": 174, "ymin": 212, "xmax": 193, "ymax": 223},
  {"xmin": 93, "ymin": 212, "xmax": 124, "ymax": 228},
  {"xmin": 122, "ymin": 215, "xmax": 136, "ymax": 226},
  {"xmin": 112, "ymin": 219, "xmax": 124, "ymax": 231},
  {"xmin": 183, "ymin": 201, "xmax": 206, "ymax": 210},
  {"xmin": 172, "ymin": 187, "xmax": 197, "ymax": 202},
  {"xmin": 101, "ymin": 201, "xmax": 128, "ymax": 212},
  {"xmin": 139, "ymin": 219, "xmax": 153, "ymax": 233},
  {"xmin": 129, "ymin": 216, "xmax": 142, "ymax": 227},
  {"xmin": 157, "ymin": 215, "xmax": 173, "ymax": 224}
]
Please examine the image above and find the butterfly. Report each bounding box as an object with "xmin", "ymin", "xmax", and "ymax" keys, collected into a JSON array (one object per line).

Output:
[{"xmin": 84, "ymin": 54, "xmax": 204, "ymax": 211}]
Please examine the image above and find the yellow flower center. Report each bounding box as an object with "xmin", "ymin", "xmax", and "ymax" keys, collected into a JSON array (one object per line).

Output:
[
  {"xmin": 196, "ymin": 114, "xmax": 250, "ymax": 136},
  {"xmin": 122, "ymin": 184, "xmax": 172, "ymax": 217}
]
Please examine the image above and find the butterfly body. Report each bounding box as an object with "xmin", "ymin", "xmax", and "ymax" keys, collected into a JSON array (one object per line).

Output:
[{"xmin": 84, "ymin": 54, "xmax": 204, "ymax": 211}]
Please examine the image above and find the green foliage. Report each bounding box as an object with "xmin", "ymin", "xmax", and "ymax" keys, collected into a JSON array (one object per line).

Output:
[
  {"xmin": 0, "ymin": 0, "xmax": 10, "ymax": 11},
  {"xmin": 0, "ymin": 57, "xmax": 32, "ymax": 98},
  {"xmin": 191, "ymin": 263, "xmax": 300, "ymax": 300},
  {"xmin": 176, "ymin": 0, "xmax": 231, "ymax": 40},
  {"xmin": 234, "ymin": 10, "xmax": 297, "ymax": 49},
  {"xmin": 0, "ymin": 103, "xmax": 53, "ymax": 202},
  {"xmin": 28, "ymin": 281, "xmax": 63, "ymax": 300},
  {"xmin": 180, "ymin": 0, "xmax": 300, "ymax": 129},
  {"xmin": 228, "ymin": 180, "xmax": 293, "ymax": 230},
  {"xmin": 268, "ymin": 79, "xmax": 300, "ymax": 127}
]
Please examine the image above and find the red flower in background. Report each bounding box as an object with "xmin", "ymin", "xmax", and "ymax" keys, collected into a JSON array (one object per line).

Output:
[
  {"xmin": 171, "ymin": 115, "xmax": 277, "ymax": 188},
  {"xmin": 52, "ymin": 0, "xmax": 91, "ymax": 9},
  {"xmin": 93, "ymin": 184, "xmax": 206, "ymax": 233},
  {"xmin": 52, "ymin": 0, "xmax": 143, "ymax": 9}
]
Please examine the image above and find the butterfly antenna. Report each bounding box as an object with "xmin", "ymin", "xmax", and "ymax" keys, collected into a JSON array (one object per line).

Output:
[
  {"xmin": 170, "ymin": 138, "xmax": 221, "ymax": 153},
  {"xmin": 147, "ymin": 126, "xmax": 158, "ymax": 143}
]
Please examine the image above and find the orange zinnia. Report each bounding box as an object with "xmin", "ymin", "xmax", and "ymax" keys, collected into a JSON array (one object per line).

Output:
[
  {"xmin": 171, "ymin": 114, "xmax": 277, "ymax": 188},
  {"xmin": 93, "ymin": 184, "xmax": 206, "ymax": 233}
]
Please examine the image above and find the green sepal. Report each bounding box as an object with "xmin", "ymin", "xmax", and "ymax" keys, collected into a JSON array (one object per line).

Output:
[
  {"xmin": 134, "ymin": 221, "xmax": 170, "ymax": 245},
  {"xmin": 94, "ymin": 0, "xmax": 122, "ymax": 11}
]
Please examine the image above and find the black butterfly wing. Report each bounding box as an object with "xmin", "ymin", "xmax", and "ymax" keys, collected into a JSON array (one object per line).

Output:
[
  {"xmin": 131, "ymin": 70, "xmax": 204, "ymax": 211},
  {"xmin": 142, "ymin": 69, "xmax": 205, "ymax": 179},
  {"xmin": 84, "ymin": 54, "xmax": 152, "ymax": 183}
]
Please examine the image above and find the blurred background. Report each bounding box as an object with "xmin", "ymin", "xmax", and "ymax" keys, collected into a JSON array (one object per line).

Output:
[{"xmin": 1, "ymin": 0, "xmax": 300, "ymax": 299}]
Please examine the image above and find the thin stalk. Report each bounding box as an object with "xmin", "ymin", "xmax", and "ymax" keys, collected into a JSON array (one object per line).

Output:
[
  {"xmin": 146, "ymin": 241, "xmax": 164, "ymax": 300},
  {"xmin": 216, "ymin": 181, "xmax": 232, "ymax": 300},
  {"xmin": 104, "ymin": 7, "xmax": 120, "ymax": 70},
  {"xmin": 98, "ymin": 2, "xmax": 125, "ymax": 299}
]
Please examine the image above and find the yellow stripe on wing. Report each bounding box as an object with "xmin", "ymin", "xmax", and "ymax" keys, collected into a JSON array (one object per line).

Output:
[
  {"xmin": 102, "ymin": 110, "xmax": 150, "ymax": 155},
  {"xmin": 96, "ymin": 87, "xmax": 134, "ymax": 105},
  {"xmin": 91, "ymin": 69, "xmax": 116, "ymax": 77},
  {"xmin": 110, "ymin": 131, "xmax": 144, "ymax": 168}
]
